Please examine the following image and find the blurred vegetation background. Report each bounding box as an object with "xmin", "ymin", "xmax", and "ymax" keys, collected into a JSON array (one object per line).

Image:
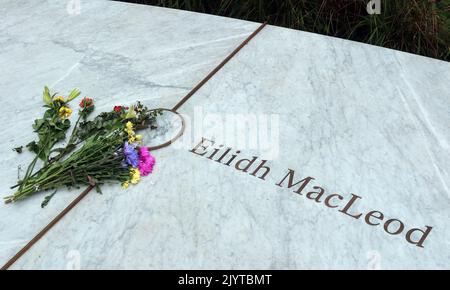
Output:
[{"xmin": 118, "ymin": 0, "xmax": 449, "ymax": 61}]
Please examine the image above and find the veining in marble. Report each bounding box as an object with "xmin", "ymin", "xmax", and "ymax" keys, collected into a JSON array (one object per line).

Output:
[
  {"xmin": 0, "ymin": 0, "xmax": 259, "ymax": 268},
  {"xmin": 0, "ymin": 0, "xmax": 449, "ymax": 270}
]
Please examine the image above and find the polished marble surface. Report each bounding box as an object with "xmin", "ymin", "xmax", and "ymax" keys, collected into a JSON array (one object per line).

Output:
[
  {"xmin": 1, "ymin": 0, "xmax": 449, "ymax": 269},
  {"xmin": 0, "ymin": 0, "xmax": 259, "ymax": 268}
]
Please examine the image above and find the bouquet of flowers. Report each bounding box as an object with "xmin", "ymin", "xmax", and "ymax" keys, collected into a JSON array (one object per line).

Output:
[{"xmin": 5, "ymin": 87, "xmax": 160, "ymax": 207}]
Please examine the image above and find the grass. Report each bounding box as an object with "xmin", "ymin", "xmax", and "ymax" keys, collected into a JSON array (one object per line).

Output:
[{"xmin": 116, "ymin": 0, "xmax": 449, "ymax": 61}]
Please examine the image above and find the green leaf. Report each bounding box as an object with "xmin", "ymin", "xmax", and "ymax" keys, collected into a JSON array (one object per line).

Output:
[
  {"xmin": 43, "ymin": 86, "xmax": 52, "ymax": 105},
  {"xmin": 41, "ymin": 190, "xmax": 57, "ymax": 208},
  {"xmin": 43, "ymin": 109, "xmax": 55, "ymax": 119},
  {"xmin": 124, "ymin": 105, "xmax": 137, "ymax": 119},
  {"xmin": 66, "ymin": 88, "xmax": 81, "ymax": 102},
  {"xmin": 26, "ymin": 141, "xmax": 39, "ymax": 154},
  {"xmin": 32, "ymin": 119, "xmax": 45, "ymax": 131}
]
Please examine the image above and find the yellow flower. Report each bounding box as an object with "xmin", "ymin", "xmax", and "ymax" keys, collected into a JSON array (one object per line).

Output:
[
  {"xmin": 58, "ymin": 106, "xmax": 72, "ymax": 119},
  {"xmin": 121, "ymin": 181, "xmax": 129, "ymax": 189},
  {"xmin": 53, "ymin": 95, "xmax": 65, "ymax": 103},
  {"xmin": 125, "ymin": 121, "xmax": 139, "ymax": 144},
  {"xmin": 125, "ymin": 121, "xmax": 134, "ymax": 132},
  {"xmin": 130, "ymin": 168, "xmax": 140, "ymax": 184}
]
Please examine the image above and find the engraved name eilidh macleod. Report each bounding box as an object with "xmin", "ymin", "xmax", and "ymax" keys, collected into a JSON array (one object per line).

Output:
[{"xmin": 191, "ymin": 137, "xmax": 433, "ymax": 248}]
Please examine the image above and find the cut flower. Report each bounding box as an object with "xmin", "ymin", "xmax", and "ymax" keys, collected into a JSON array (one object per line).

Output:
[
  {"xmin": 123, "ymin": 142, "xmax": 139, "ymax": 168},
  {"xmin": 130, "ymin": 168, "xmax": 141, "ymax": 184},
  {"xmin": 138, "ymin": 147, "xmax": 155, "ymax": 176},
  {"xmin": 7, "ymin": 91, "xmax": 161, "ymax": 205},
  {"xmin": 58, "ymin": 106, "xmax": 72, "ymax": 119},
  {"xmin": 53, "ymin": 95, "xmax": 65, "ymax": 103},
  {"xmin": 79, "ymin": 97, "xmax": 94, "ymax": 109}
]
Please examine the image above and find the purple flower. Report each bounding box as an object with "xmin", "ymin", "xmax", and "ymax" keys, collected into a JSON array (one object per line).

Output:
[{"xmin": 123, "ymin": 142, "xmax": 139, "ymax": 167}]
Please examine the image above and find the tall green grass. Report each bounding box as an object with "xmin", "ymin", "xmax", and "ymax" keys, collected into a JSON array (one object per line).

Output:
[{"xmin": 119, "ymin": 0, "xmax": 449, "ymax": 61}]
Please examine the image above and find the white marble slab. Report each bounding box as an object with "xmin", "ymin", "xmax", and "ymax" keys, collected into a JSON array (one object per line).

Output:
[
  {"xmin": 0, "ymin": 0, "xmax": 259, "ymax": 268},
  {"xmin": 1, "ymin": 0, "xmax": 449, "ymax": 270}
]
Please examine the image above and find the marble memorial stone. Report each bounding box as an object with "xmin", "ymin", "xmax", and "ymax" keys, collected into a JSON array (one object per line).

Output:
[{"xmin": 0, "ymin": 0, "xmax": 449, "ymax": 269}]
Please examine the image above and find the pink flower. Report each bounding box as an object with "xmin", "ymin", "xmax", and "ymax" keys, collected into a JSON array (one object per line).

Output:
[{"xmin": 138, "ymin": 147, "xmax": 155, "ymax": 176}]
